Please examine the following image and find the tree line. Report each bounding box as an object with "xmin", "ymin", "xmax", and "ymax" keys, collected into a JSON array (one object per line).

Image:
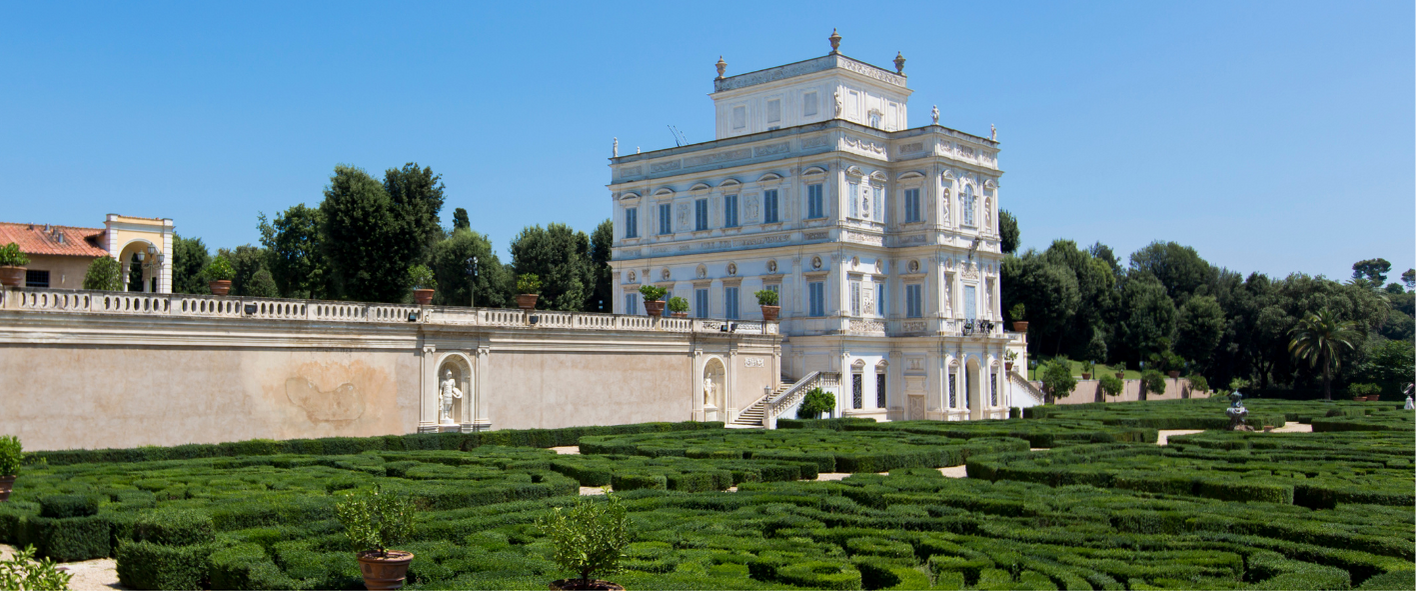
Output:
[
  {"xmin": 998, "ymin": 210, "xmax": 1414, "ymax": 398},
  {"xmin": 166, "ymin": 163, "xmax": 615, "ymax": 312}
]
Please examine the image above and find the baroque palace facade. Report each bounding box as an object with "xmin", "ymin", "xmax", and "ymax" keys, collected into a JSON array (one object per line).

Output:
[{"xmin": 608, "ymin": 34, "xmax": 1036, "ymax": 424}]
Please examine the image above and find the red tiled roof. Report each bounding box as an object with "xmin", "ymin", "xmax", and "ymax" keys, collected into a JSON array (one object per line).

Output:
[{"xmin": 0, "ymin": 222, "xmax": 109, "ymax": 257}]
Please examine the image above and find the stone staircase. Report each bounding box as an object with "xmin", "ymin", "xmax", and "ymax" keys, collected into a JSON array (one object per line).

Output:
[{"xmin": 728, "ymin": 378, "xmax": 796, "ymax": 428}]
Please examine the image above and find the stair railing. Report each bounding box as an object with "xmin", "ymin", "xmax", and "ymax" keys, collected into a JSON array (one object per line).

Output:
[
  {"xmin": 1009, "ymin": 369, "xmax": 1046, "ymax": 407},
  {"xmin": 763, "ymin": 371, "xmax": 840, "ymax": 429}
]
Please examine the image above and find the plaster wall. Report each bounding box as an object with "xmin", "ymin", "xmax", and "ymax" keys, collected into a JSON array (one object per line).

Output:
[
  {"xmin": 20, "ymin": 255, "xmax": 91, "ymax": 290},
  {"xmin": 1051, "ymin": 378, "xmax": 1203, "ymax": 405},
  {"xmin": 486, "ymin": 351, "xmax": 694, "ymax": 430}
]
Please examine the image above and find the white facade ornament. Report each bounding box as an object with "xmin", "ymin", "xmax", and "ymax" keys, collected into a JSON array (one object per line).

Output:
[
  {"xmin": 703, "ymin": 377, "xmax": 715, "ymax": 405},
  {"xmin": 438, "ymin": 370, "xmax": 462, "ymax": 425},
  {"xmin": 991, "ymin": 124, "xmax": 996, "ymax": 141},
  {"xmin": 677, "ymin": 203, "xmax": 689, "ymax": 229},
  {"xmin": 746, "ymin": 196, "xmax": 760, "ymax": 221},
  {"xmin": 727, "ymin": 263, "xmax": 737, "ymax": 276},
  {"xmin": 613, "ymin": 137, "xmax": 618, "ymax": 157},
  {"xmin": 767, "ymin": 259, "xmax": 778, "ymax": 273},
  {"xmin": 834, "ymin": 91, "xmax": 842, "ymax": 117},
  {"xmin": 811, "ymin": 256, "xmax": 823, "ymax": 270},
  {"xmin": 931, "ymin": 105, "xmax": 939, "ymax": 125}
]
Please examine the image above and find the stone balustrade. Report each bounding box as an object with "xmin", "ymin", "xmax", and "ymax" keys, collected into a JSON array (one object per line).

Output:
[{"xmin": 0, "ymin": 287, "xmax": 779, "ymax": 335}]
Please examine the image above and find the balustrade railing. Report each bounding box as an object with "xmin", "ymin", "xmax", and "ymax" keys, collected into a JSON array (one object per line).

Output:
[
  {"xmin": 764, "ymin": 371, "xmax": 841, "ymax": 428},
  {"xmin": 1, "ymin": 286, "xmax": 779, "ymax": 336}
]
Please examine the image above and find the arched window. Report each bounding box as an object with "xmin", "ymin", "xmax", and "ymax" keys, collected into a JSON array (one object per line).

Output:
[{"xmin": 961, "ymin": 185, "xmax": 977, "ymax": 227}]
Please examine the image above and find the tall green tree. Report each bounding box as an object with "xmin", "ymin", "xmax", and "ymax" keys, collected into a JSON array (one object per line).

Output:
[
  {"xmin": 1401, "ymin": 268, "xmax": 1415, "ymax": 291},
  {"xmin": 217, "ymin": 245, "xmax": 269, "ymax": 297},
  {"xmin": 510, "ymin": 223, "xmax": 595, "ymax": 311},
  {"xmin": 589, "ymin": 219, "xmax": 613, "ymax": 313},
  {"xmin": 430, "ymin": 228, "xmax": 512, "ymax": 308},
  {"xmin": 1116, "ymin": 274, "xmax": 1178, "ymax": 364},
  {"xmin": 1177, "ymin": 295, "xmax": 1225, "ymax": 370},
  {"xmin": 246, "ymin": 267, "xmax": 280, "ymax": 298},
  {"xmin": 82, "ymin": 257, "xmax": 123, "ymax": 291},
  {"xmin": 998, "ymin": 210, "xmax": 1019, "ymax": 255},
  {"xmin": 1351, "ymin": 258, "xmax": 1391, "ymax": 284},
  {"xmin": 452, "ymin": 208, "xmax": 470, "ymax": 231},
  {"xmin": 319, "ymin": 165, "xmax": 421, "ymax": 303},
  {"xmin": 1129, "ymin": 241, "xmax": 1213, "ymax": 304},
  {"xmin": 383, "ymin": 162, "xmax": 447, "ymax": 263},
  {"xmin": 170, "ymin": 234, "xmax": 211, "ymax": 294},
  {"xmin": 259, "ymin": 204, "xmax": 329, "ymax": 299},
  {"xmin": 1007, "ymin": 254, "xmax": 1080, "ymax": 355},
  {"xmin": 1288, "ymin": 308, "xmax": 1361, "ymax": 401}
]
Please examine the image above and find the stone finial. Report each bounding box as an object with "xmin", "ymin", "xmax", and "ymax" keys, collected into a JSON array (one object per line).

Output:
[
  {"xmin": 715, "ymin": 56, "xmax": 727, "ymax": 79},
  {"xmin": 829, "ymin": 29, "xmax": 841, "ymax": 54},
  {"xmin": 894, "ymin": 51, "xmax": 906, "ymax": 74}
]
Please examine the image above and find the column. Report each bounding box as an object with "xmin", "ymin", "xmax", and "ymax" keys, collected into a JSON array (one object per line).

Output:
[
  {"xmin": 473, "ymin": 346, "xmax": 491, "ymax": 431},
  {"xmin": 418, "ymin": 346, "xmax": 438, "ymax": 433}
]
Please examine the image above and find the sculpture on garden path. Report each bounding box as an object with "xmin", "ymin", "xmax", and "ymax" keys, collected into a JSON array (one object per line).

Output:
[
  {"xmin": 1226, "ymin": 389, "xmax": 1252, "ymax": 431},
  {"xmin": 439, "ymin": 369, "xmax": 463, "ymax": 425}
]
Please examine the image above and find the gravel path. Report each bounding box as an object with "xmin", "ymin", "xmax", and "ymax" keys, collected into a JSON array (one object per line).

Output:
[{"xmin": 0, "ymin": 544, "xmax": 123, "ymax": 591}]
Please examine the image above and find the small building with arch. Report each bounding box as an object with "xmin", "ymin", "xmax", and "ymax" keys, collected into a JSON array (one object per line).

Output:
[{"xmin": 0, "ymin": 214, "xmax": 173, "ymax": 292}]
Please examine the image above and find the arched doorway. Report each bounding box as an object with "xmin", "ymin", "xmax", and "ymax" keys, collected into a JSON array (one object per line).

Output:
[
  {"xmin": 436, "ymin": 355, "xmax": 474, "ymax": 427},
  {"xmin": 702, "ymin": 358, "xmax": 726, "ymax": 422},
  {"xmin": 966, "ymin": 357, "xmax": 982, "ymax": 420},
  {"xmin": 118, "ymin": 240, "xmax": 160, "ymax": 293}
]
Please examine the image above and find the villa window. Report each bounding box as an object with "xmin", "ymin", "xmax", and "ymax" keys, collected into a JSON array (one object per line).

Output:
[
  {"xmin": 876, "ymin": 282, "xmax": 885, "ymax": 316},
  {"xmin": 991, "ymin": 372, "xmax": 998, "ymax": 406},
  {"xmin": 852, "ymin": 372, "xmax": 863, "ymax": 409},
  {"xmin": 876, "ymin": 371, "xmax": 886, "ymax": 408},
  {"xmin": 873, "ymin": 186, "xmax": 884, "ymax": 222},
  {"xmin": 624, "ymin": 207, "xmax": 638, "ymax": 238},
  {"xmin": 964, "ymin": 285, "xmax": 977, "ymax": 320},
  {"xmin": 807, "ymin": 184, "xmax": 824, "ymax": 219},
  {"xmin": 850, "ymin": 280, "xmax": 861, "ymax": 317},
  {"xmin": 695, "ymin": 288, "xmax": 709, "ymax": 318},
  {"xmin": 763, "ymin": 189, "xmax": 779, "ymax": 223},
  {"xmin": 724, "ymin": 195, "xmax": 739, "ymax": 228},
  {"xmin": 695, "ymin": 199, "xmax": 708, "ymax": 231},
  {"xmin": 724, "ymin": 286, "xmax": 739, "ymax": 320},
  {"xmin": 949, "ymin": 372, "xmax": 957, "ymax": 407},
  {"xmin": 848, "ymin": 181, "xmax": 859, "ymax": 217},
  {"xmin": 625, "ymin": 294, "xmax": 639, "ymax": 316},
  {"xmin": 906, "ymin": 284, "xmax": 922, "ymax": 318},
  {"xmin": 809, "ymin": 281, "xmax": 825, "ymax": 317},
  {"xmin": 26, "ymin": 270, "xmax": 49, "ymax": 288},
  {"xmin": 961, "ymin": 185, "xmax": 976, "ymax": 226},
  {"xmin": 658, "ymin": 203, "xmax": 671, "ymax": 235},
  {"xmin": 904, "ymin": 188, "xmax": 921, "ymax": 223}
]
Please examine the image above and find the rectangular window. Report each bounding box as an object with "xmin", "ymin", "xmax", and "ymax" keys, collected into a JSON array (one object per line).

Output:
[
  {"xmin": 732, "ymin": 106, "xmax": 746, "ymax": 129},
  {"xmin": 876, "ymin": 372, "xmax": 886, "ymax": 408},
  {"xmin": 850, "ymin": 280, "xmax": 861, "ymax": 317},
  {"xmin": 25, "ymin": 269, "xmax": 49, "ymax": 288},
  {"xmin": 852, "ymin": 373, "xmax": 863, "ymax": 409},
  {"xmin": 695, "ymin": 199, "xmax": 708, "ymax": 231},
  {"xmin": 990, "ymin": 373, "xmax": 998, "ymax": 406},
  {"xmin": 906, "ymin": 284, "xmax": 922, "ymax": 318},
  {"xmin": 624, "ymin": 294, "xmax": 639, "ymax": 316},
  {"xmin": 695, "ymin": 288, "xmax": 709, "ymax": 318},
  {"xmin": 873, "ymin": 186, "xmax": 884, "ymax": 222},
  {"xmin": 803, "ymin": 92, "xmax": 818, "ymax": 116},
  {"xmin": 876, "ymin": 282, "xmax": 885, "ymax": 317},
  {"xmin": 766, "ymin": 99, "xmax": 781, "ymax": 123},
  {"xmin": 724, "ymin": 286, "xmax": 739, "ymax": 320},
  {"xmin": 964, "ymin": 285, "xmax": 977, "ymax": 320},
  {"xmin": 763, "ymin": 189, "xmax": 779, "ymax": 223},
  {"xmin": 848, "ymin": 181, "xmax": 859, "ymax": 218},
  {"xmin": 807, "ymin": 184, "xmax": 824, "ymax": 219},
  {"xmin": 766, "ymin": 283, "xmax": 779, "ymax": 297},
  {"xmin": 809, "ymin": 281, "xmax": 825, "ymax": 317},
  {"xmin": 658, "ymin": 203, "xmax": 671, "ymax": 235},
  {"xmin": 904, "ymin": 188, "xmax": 921, "ymax": 223},
  {"xmin": 624, "ymin": 207, "xmax": 638, "ymax": 238},
  {"xmin": 949, "ymin": 373, "xmax": 957, "ymax": 407},
  {"xmin": 724, "ymin": 195, "xmax": 738, "ymax": 228}
]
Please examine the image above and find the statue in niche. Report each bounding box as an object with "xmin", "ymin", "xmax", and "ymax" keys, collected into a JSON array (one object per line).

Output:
[
  {"xmin": 703, "ymin": 377, "xmax": 715, "ymax": 406},
  {"xmin": 439, "ymin": 369, "xmax": 463, "ymax": 425},
  {"xmin": 943, "ymin": 278, "xmax": 953, "ymax": 314},
  {"xmin": 941, "ymin": 188, "xmax": 951, "ymax": 223},
  {"xmin": 984, "ymin": 198, "xmax": 992, "ymax": 229},
  {"xmin": 834, "ymin": 91, "xmax": 842, "ymax": 117},
  {"xmin": 931, "ymin": 105, "xmax": 939, "ymax": 125}
]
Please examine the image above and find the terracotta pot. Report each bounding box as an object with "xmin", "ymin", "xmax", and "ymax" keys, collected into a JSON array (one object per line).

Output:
[
  {"xmin": 1167, "ymin": 370, "xmax": 1181, "ymax": 378},
  {"xmin": 1012, "ymin": 321, "xmax": 1028, "ymax": 333},
  {"xmin": 1005, "ymin": 362, "xmax": 1013, "ymax": 372},
  {"xmin": 1366, "ymin": 395, "xmax": 1381, "ymax": 402},
  {"xmin": 357, "ymin": 550, "xmax": 414, "ymax": 591},
  {"xmin": 208, "ymin": 280, "xmax": 232, "ymax": 296},
  {"xmin": 1081, "ymin": 373, "xmax": 1091, "ymax": 380},
  {"xmin": 644, "ymin": 299, "xmax": 666, "ymax": 317},
  {"xmin": 412, "ymin": 289, "xmax": 434, "ymax": 305},
  {"xmin": 1115, "ymin": 372, "xmax": 1125, "ymax": 380},
  {"xmin": 516, "ymin": 294, "xmax": 539, "ymax": 312},
  {"xmin": 0, "ymin": 266, "xmax": 24, "ymax": 287},
  {"xmin": 0, "ymin": 475, "xmax": 14, "ymax": 502},
  {"xmin": 1352, "ymin": 396, "xmax": 1365, "ymax": 402},
  {"xmin": 549, "ymin": 578, "xmax": 625, "ymax": 591},
  {"xmin": 760, "ymin": 305, "xmax": 780, "ymax": 321},
  {"xmin": 670, "ymin": 312, "xmax": 688, "ymax": 318}
]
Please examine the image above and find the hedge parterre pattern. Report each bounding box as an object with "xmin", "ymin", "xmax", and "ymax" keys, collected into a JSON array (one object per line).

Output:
[{"xmin": 0, "ymin": 403, "xmax": 1411, "ymax": 590}]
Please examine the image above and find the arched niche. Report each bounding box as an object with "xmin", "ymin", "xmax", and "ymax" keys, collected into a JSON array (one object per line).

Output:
[
  {"xmin": 702, "ymin": 357, "xmax": 727, "ymax": 422},
  {"xmin": 435, "ymin": 353, "xmax": 474, "ymax": 426},
  {"xmin": 118, "ymin": 239, "xmax": 160, "ymax": 293}
]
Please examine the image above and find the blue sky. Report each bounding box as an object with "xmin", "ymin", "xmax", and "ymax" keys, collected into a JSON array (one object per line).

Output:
[{"xmin": 2, "ymin": 1, "xmax": 1412, "ymax": 282}]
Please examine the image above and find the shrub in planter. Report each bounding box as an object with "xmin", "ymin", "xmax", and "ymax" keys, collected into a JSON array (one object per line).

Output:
[
  {"xmin": 1009, "ymin": 303, "xmax": 1027, "ymax": 332},
  {"xmin": 797, "ymin": 388, "xmax": 835, "ymax": 419},
  {"xmin": 516, "ymin": 273, "xmax": 541, "ymax": 311},
  {"xmin": 203, "ymin": 256, "xmax": 236, "ymax": 295},
  {"xmin": 638, "ymin": 285, "xmax": 668, "ymax": 317},
  {"xmin": 336, "ymin": 486, "xmax": 417, "ymax": 590},
  {"xmin": 755, "ymin": 289, "xmax": 780, "ymax": 321},
  {"xmin": 82, "ymin": 256, "xmax": 124, "ymax": 291},
  {"xmin": 408, "ymin": 264, "xmax": 436, "ymax": 305},
  {"xmin": 0, "ymin": 243, "xmax": 29, "ymax": 287},
  {"xmin": 537, "ymin": 493, "xmax": 632, "ymax": 590},
  {"xmin": 0, "ymin": 435, "xmax": 20, "ymax": 503},
  {"xmin": 666, "ymin": 296, "xmax": 689, "ymax": 317},
  {"xmin": 1347, "ymin": 383, "xmax": 1380, "ymax": 401},
  {"xmin": 0, "ymin": 544, "xmax": 71, "ymax": 591}
]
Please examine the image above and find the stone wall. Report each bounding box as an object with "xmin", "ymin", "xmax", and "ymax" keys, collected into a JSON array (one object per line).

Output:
[{"xmin": 0, "ymin": 288, "xmax": 781, "ymax": 451}]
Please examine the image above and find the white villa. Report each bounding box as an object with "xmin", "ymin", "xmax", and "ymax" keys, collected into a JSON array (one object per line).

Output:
[{"xmin": 608, "ymin": 32, "xmax": 1036, "ymax": 425}]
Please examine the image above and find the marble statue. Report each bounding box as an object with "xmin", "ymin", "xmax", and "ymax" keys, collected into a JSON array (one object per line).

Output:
[
  {"xmin": 1406, "ymin": 395, "xmax": 1414, "ymax": 410},
  {"xmin": 834, "ymin": 91, "xmax": 842, "ymax": 117},
  {"xmin": 612, "ymin": 137, "xmax": 618, "ymax": 157},
  {"xmin": 931, "ymin": 105, "xmax": 939, "ymax": 125},
  {"xmin": 991, "ymin": 124, "xmax": 997, "ymax": 141},
  {"xmin": 703, "ymin": 377, "xmax": 715, "ymax": 406},
  {"xmin": 439, "ymin": 369, "xmax": 463, "ymax": 424}
]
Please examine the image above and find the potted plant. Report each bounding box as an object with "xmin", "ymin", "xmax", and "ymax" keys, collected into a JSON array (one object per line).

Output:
[
  {"xmin": 1004, "ymin": 349, "xmax": 1018, "ymax": 372},
  {"xmin": 797, "ymin": 387, "xmax": 835, "ymax": 419},
  {"xmin": 203, "ymin": 256, "xmax": 236, "ymax": 296},
  {"xmin": 335, "ymin": 487, "xmax": 416, "ymax": 591},
  {"xmin": 408, "ymin": 265, "xmax": 436, "ymax": 305},
  {"xmin": 1348, "ymin": 383, "xmax": 1379, "ymax": 402},
  {"xmin": 0, "ymin": 435, "xmax": 19, "ymax": 503},
  {"xmin": 638, "ymin": 285, "xmax": 668, "ymax": 317},
  {"xmin": 1080, "ymin": 360, "xmax": 1095, "ymax": 380},
  {"xmin": 537, "ymin": 494, "xmax": 632, "ymax": 591},
  {"xmin": 0, "ymin": 243, "xmax": 28, "ymax": 288},
  {"xmin": 755, "ymin": 289, "xmax": 780, "ymax": 321},
  {"xmin": 667, "ymin": 296, "xmax": 689, "ymax": 318},
  {"xmin": 1115, "ymin": 361, "xmax": 1127, "ymax": 380},
  {"xmin": 516, "ymin": 273, "xmax": 541, "ymax": 312},
  {"xmin": 1009, "ymin": 303, "xmax": 1028, "ymax": 333}
]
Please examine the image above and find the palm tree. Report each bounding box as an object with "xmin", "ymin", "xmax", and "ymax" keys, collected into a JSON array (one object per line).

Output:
[{"xmin": 1288, "ymin": 309, "xmax": 1362, "ymax": 401}]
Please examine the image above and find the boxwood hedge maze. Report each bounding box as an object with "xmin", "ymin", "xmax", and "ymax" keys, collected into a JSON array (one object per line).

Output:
[{"xmin": 1, "ymin": 401, "xmax": 1412, "ymax": 590}]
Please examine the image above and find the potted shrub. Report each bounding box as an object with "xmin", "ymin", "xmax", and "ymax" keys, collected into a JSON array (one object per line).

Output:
[
  {"xmin": 638, "ymin": 285, "xmax": 668, "ymax": 317},
  {"xmin": 537, "ymin": 494, "xmax": 632, "ymax": 591},
  {"xmin": 755, "ymin": 289, "xmax": 780, "ymax": 321},
  {"xmin": 1039, "ymin": 360, "xmax": 1077, "ymax": 405},
  {"xmin": 797, "ymin": 387, "xmax": 835, "ymax": 419},
  {"xmin": 0, "ymin": 435, "xmax": 19, "ymax": 503},
  {"xmin": 667, "ymin": 296, "xmax": 689, "ymax": 318},
  {"xmin": 1098, "ymin": 373, "xmax": 1124, "ymax": 399},
  {"xmin": 0, "ymin": 243, "xmax": 28, "ymax": 288},
  {"xmin": 1348, "ymin": 383, "xmax": 1379, "ymax": 402},
  {"xmin": 335, "ymin": 487, "xmax": 416, "ymax": 591},
  {"xmin": 1140, "ymin": 369, "xmax": 1167, "ymax": 400},
  {"xmin": 408, "ymin": 265, "xmax": 436, "ymax": 305},
  {"xmin": 1080, "ymin": 360, "xmax": 1095, "ymax": 380},
  {"xmin": 1009, "ymin": 303, "xmax": 1028, "ymax": 333},
  {"xmin": 203, "ymin": 256, "xmax": 236, "ymax": 296},
  {"xmin": 1115, "ymin": 361, "xmax": 1127, "ymax": 380},
  {"xmin": 1004, "ymin": 349, "xmax": 1018, "ymax": 372},
  {"xmin": 516, "ymin": 273, "xmax": 541, "ymax": 312}
]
